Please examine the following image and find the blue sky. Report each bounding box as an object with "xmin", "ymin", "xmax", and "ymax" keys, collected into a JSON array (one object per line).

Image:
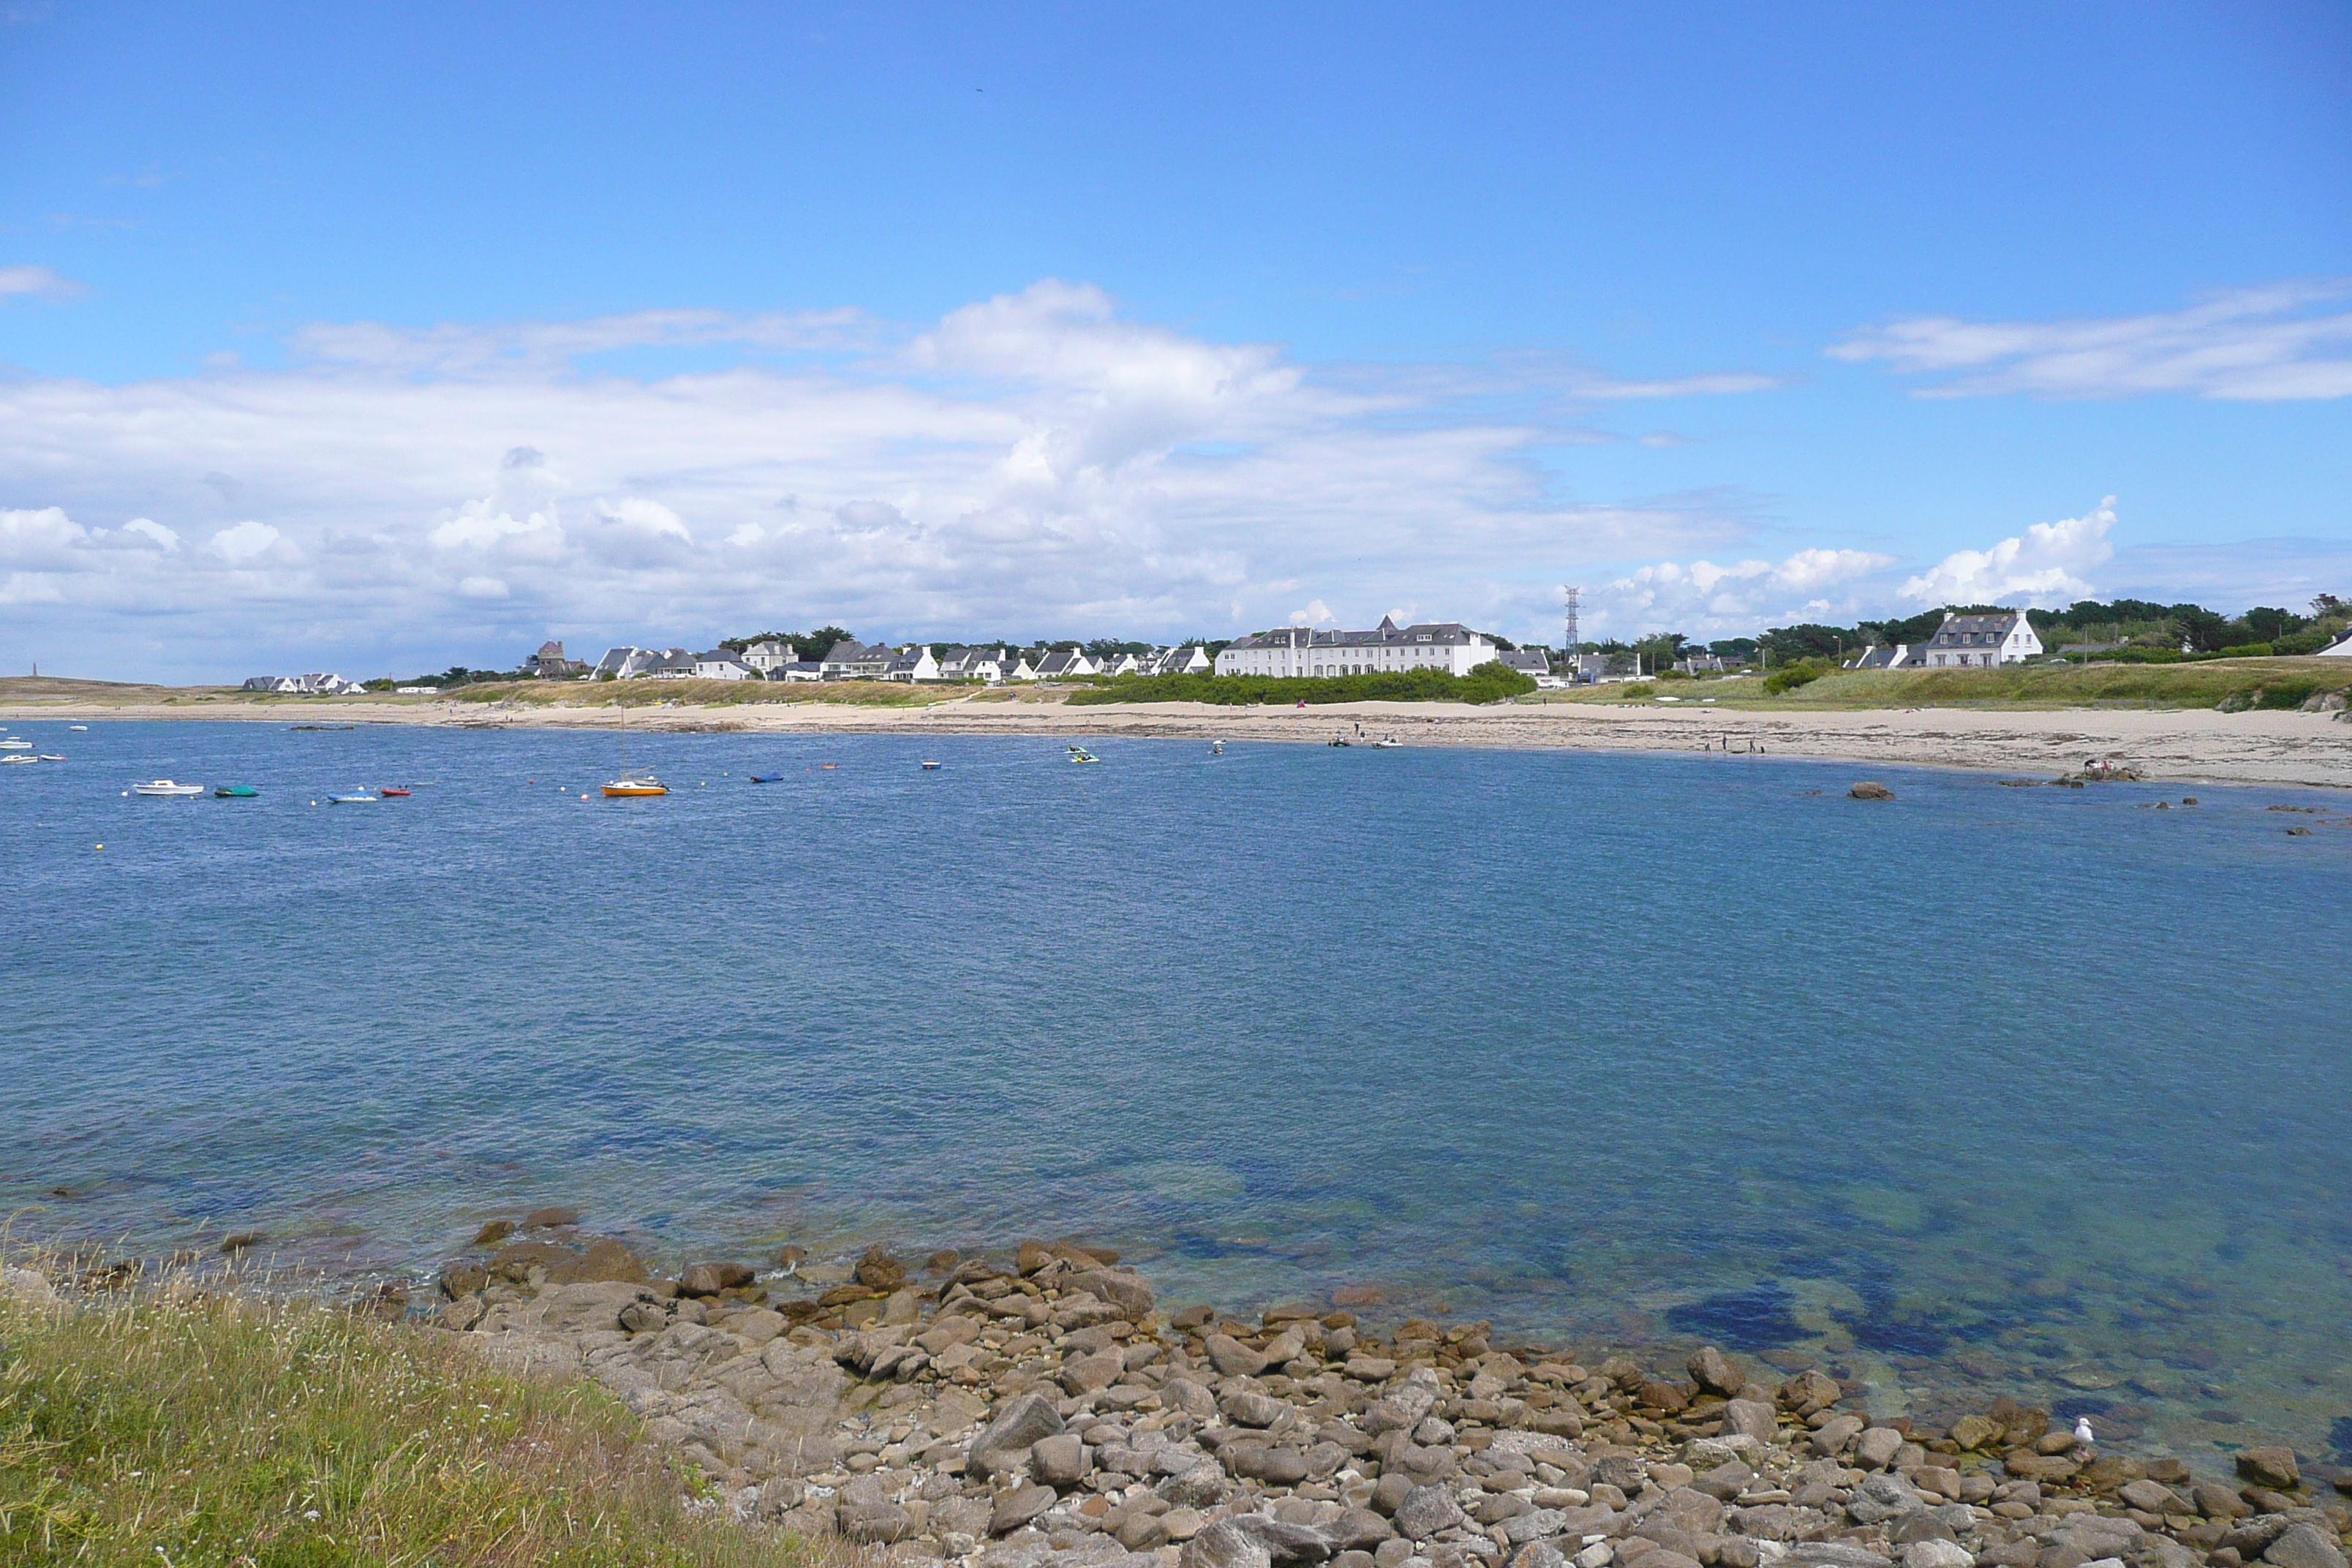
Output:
[{"xmin": 3, "ymin": 1, "xmax": 2348, "ymax": 679}]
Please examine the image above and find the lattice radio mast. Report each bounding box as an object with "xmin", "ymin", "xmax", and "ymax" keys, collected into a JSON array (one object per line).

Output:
[{"xmin": 1562, "ymin": 584, "xmax": 1581, "ymax": 657}]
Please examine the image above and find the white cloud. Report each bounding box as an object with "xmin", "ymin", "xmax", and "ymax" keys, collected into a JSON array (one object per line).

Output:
[
  {"xmin": 1831, "ymin": 282, "xmax": 2352, "ymax": 401},
  {"xmin": 0, "ymin": 280, "xmax": 1793, "ymax": 677},
  {"xmin": 1599, "ymin": 546, "xmax": 1896, "ymax": 637},
  {"xmin": 0, "ymin": 264, "xmax": 81, "ymax": 301},
  {"xmin": 1899, "ymin": 497, "xmax": 2116, "ymax": 605},
  {"xmin": 209, "ymin": 521, "xmax": 280, "ymax": 562}
]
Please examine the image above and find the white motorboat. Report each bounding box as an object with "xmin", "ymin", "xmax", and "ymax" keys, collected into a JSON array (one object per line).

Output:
[
  {"xmin": 0, "ymin": 739, "xmax": 31, "ymax": 750},
  {"xmin": 133, "ymin": 780, "xmax": 205, "ymax": 797},
  {"xmin": 0, "ymin": 755, "xmax": 34, "ymax": 766}
]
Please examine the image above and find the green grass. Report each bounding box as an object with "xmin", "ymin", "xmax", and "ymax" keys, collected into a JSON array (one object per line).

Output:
[
  {"xmin": 1066, "ymin": 662, "xmax": 1539, "ymax": 706},
  {"xmin": 1534, "ymin": 657, "xmax": 2352, "ymax": 711},
  {"xmin": 0, "ymin": 1267, "xmax": 833, "ymax": 1567}
]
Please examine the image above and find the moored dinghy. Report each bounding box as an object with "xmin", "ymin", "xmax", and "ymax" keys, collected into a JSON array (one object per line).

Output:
[
  {"xmin": 214, "ymin": 784, "xmax": 258, "ymax": 798},
  {"xmin": 133, "ymin": 780, "xmax": 204, "ymax": 796}
]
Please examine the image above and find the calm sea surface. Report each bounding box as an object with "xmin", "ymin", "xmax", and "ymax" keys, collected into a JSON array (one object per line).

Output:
[{"xmin": 5, "ymin": 718, "xmax": 2349, "ymax": 1470}]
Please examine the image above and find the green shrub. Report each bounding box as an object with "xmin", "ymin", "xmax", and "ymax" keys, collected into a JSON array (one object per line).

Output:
[
  {"xmin": 2216, "ymin": 644, "xmax": 2274, "ymax": 659},
  {"xmin": 1763, "ymin": 660, "xmax": 1833, "ymax": 694},
  {"xmin": 1066, "ymin": 659, "xmax": 1537, "ymax": 706}
]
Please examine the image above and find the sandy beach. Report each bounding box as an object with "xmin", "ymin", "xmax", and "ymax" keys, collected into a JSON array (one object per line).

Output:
[{"xmin": 8, "ymin": 687, "xmax": 2351, "ymax": 789}]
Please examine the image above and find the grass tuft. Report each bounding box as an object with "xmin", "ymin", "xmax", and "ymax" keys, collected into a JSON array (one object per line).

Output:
[{"xmin": 0, "ymin": 1263, "xmax": 844, "ymax": 1566}]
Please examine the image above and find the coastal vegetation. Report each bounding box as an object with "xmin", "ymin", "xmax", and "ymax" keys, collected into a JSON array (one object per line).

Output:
[
  {"xmin": 1540, "ymin": 657, "xmax": 2352, "ymax": 710},
  {"xmin": 1066, "ymin": 660, "xmax": 1539, "ymax": 706},
  {"xmin": 0, "ymin": 1264, "xmax": 815, "ymax": 1566}
]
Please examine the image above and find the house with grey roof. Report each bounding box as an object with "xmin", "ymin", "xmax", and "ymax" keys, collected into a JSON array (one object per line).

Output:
[
  {"xmin": 819, "ymin": 640, "xmax": 894, "ymax": 679},
  {"xmin": 690, "ymin": 649, "xmax": 753, "ymax": 680},
  {"xmin": 523, "ymin": 640, "xmax": 588, "ymax": 677},
  {"xmin": 882, "ymin": 646, "xmax": 941, "ymax": 682},
  {"xmin": 1919, "ymin": 610, "xmax": 2042, "ymax": 668},
  {"xmin": 739, "ymin": 639, "xmax": 799, "ymax": 674},
  {"xmin": 1499, "ymin": 649, "xmax": 1550, "ymax": 679}
]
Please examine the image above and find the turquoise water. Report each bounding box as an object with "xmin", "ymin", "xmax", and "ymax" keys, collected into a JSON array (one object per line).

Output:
[{"xmin": 5, "ymin": 718, "xmax": 2350, "ymax": 1472}]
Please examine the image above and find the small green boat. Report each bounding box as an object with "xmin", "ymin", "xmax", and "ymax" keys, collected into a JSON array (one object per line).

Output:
[{"xmin": 214, "ymin": 784, "xmax": 258, "ymax": 798}]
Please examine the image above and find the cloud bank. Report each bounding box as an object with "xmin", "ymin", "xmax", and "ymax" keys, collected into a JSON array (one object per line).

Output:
[
  {"xmin": 0, "ymin": 281, "xmax": 1784, "ymax": 679},
  {"xmin": 1831, "ymin": 282, "xmax": 2352, "ymax": 401},
  {"xmin": 1594, "ymin": 498, "xmax": 2122, "ymax": 638}
]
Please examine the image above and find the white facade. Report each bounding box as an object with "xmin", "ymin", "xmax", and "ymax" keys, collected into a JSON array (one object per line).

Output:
[
  {"xmin": 691, "ymin": 650, "xmax": 753, "ymax": 680},
  {"xmin": 1919, "ymin": 611, "xmax": 2042, "ymax": 668},
  {"xmin": 2318, "ymin": 633, "xmax": 2352, "ymax": 658},
  {"xmin": 1215, "ymin": 617, "xmax": 1497, "ymax": 678},
  {"xmin": 882, "ymin": 646, "xmax": 941, "ymax": 682},
  {"xmin": 739, "ymin": 640, "xmax": 799, "ymax": 673}
]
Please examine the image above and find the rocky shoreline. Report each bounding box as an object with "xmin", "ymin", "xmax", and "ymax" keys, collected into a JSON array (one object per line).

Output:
[{"xmin": 384, "ymin": 1218, "xmax": 2352, "ymax": 1568}]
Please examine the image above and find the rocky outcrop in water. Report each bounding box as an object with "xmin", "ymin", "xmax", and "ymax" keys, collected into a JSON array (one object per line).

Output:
[{"xmin": 425, "ymin": 1239, "xmax": 2352, "ymax": 1568}]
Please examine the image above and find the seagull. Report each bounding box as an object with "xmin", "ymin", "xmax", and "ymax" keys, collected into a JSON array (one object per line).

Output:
[{"xmin": 2074, "ymin": 1417, "xmax": 2095, "ymax": 1447}]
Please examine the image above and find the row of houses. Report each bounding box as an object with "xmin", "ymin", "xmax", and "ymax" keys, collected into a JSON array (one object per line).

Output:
[
  {"xmin": 241, "ymin": 671, "xmax": 368, "ymax": 695},
  {"xmin": 577, "ymin": 639, "xmax": 1218, "ymax": 685}
]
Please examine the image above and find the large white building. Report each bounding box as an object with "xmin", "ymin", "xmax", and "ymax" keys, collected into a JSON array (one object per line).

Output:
[{"xmin": 1215, "ymin": 617, "xmax": 1499, "ymax": 678}]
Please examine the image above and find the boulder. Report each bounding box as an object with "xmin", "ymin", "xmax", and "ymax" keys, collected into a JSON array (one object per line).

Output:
[
  {"xmin": 545, "ymin": 1238, "xmax": 647, "ymax": 1285},
  {"xmin": 524, "ymin": 1205, "xmax": 580, "ymax": 1228},
  {"xmin": 854, "ymin": 1245, "xmax": 906, "ymax": 1291},
  {"xmin": 2236, "ymin": 1447, "xmax": 2300, "ymax": 1491},
  {"xmin": 1809, "ymin": 1414, "xmax": 1865, "ymax": 1457},
  {"xmin": 439, "ymin": 1260, "xmax": 489, "ymax": 1299},
  {"xmin": 1848, "ymin": 782, "xmax": 1896, "ymax": 801},
  {"xmin": 1395, "ymin": 1485, "xmax": 1466, "ymax": 1541},
  {"xmin": 1207, "ymin": 1334, "xmax": 1270, "ymax": 1378},
  {"xmin": 2264, "ymin": 1524, "xmax": 2348, "ymax": 1568},
  {"xmin": 472, "ymin": 1219, "xmax": 515, "ymax": 1245},
  {"xmin": 1221, "ymin": 1388, "xmax": 1288, "ymax": 1428},
  {"xmin": 1721, "ymin": 1399, "xmax": 1776, "ymax": 1441},
  {"xmin": 1033, "ymin": 1433, "xmax": 1090, "ymax": 1487},
  {"xmin": 1230, "ymin": 1515, "xmax": 1338, "ymax": 1562},
  {"xmin": 679, "ymin": 1261, "xmax": 755, "ymax": 1297},
  {"xmin": 967, "ymin": 1391, "xmax": 1065, "ymax": 1479},
  {"xmin": 990, "ymin": 1483, "xmax": 1057, "ymax": 1535},
  {"xmin": 1071, "ymin": 1268, "xmax": 1156, "ymax": 1320},
  {"xmin": 1689, "ymin": 1346, "xmax": 1745, "ymax": 1398},
  {"xmin": 1854, "ymin": 1426, "xmax": 1904, "ymax": 1470},
  {"xmin": 1063, "ymin": 1349, "xmax": 1128, "ymax": 1395},
  {"xmin": 1183, "ymin": 1520, "xmax": 1276, "ymax": 1568},
  {"xmin": 1947, "ymin": 1414, "xmax": 1999, "ymax": 1451},
  {"xmin": 1899, "ymin": 1545, "xmax": 1971, "ymax": 1568}
]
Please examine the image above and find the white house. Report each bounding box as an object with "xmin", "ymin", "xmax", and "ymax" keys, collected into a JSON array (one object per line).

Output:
[
  {"xmin": 819, "ymin": 640, "xmax": 894, "ymax": 679},
  {"xmin": 1034, "ymin": 649, "xmax": 1101, "ymax": 679},
  {"xmin": 739, "ymin": 639, "xmax": 799, "ymax": 674},
  {"xmin": 1147, "ymin": 645, "xmax": 1212, "ymax": 676},
  {"xmin": 1216, "ymin": 617, "xmax": 1498, "ymax": 678},
  {"xmin": 1096, "ymin": 651, "xmax": 1146, "ymax": 677},
  {"xmin": 1499, "ymin": 649, "xmax": 1550, "ymax": 680},
  {"xmin": 241, "ymin": 676, "xmax": 302, "ymax": 693},
  {"xmin": 2318, "ymin": 631, "xmax": 2352, "ymax": 658},
  {"xmin": 690, "ymin": 649, "xmax": 753, "ymax": 680},
  {"xmin": 882, "ymin": 646, "xmax": 941, "ymax": 682},
  {"xmin": 1918, "ymin": 610, "xmax": 2042, "ymax": 668}
]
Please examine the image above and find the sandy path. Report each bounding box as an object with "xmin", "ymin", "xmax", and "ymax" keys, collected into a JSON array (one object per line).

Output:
[{"xmin": 10, "ymin": 693, "xmax": 2351, "ymax": 788}]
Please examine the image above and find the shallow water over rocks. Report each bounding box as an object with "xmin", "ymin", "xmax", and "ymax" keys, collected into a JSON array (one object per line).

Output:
[{"xmin": 6, "ymin": 720, "xmax": 2350, "ymax": 1473}]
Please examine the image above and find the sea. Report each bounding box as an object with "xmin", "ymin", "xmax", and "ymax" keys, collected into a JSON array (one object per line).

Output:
[{"xmin": 4, "ymin": 717, "xmax": 2349, "ymax": 1474}]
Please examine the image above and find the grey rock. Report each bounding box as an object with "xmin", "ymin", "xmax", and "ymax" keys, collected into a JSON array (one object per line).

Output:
[
  {"xmin": 1692, "ymin": 1463, "xmax": 1754, "ymax": 1502},
  {"xmin": 1371, "ymin": 1473, "xmax": 1415, "ymax": 1516},
  {"xmin": 1331, "ymin": 1510, "xmax": 1396, "ymax": 1549},
  {"xmin": 1688, "ymin": 1347, "xmax": 1745, "ymax": 1398},
  {"xmin": 2236, "ymin": 1449, "xmax": 2301, "ymax": 1492},
  {"xmin": 2264, "ymin": 1525, "xmax": 2349, "ymax": 1568},
  {"xmin": 1504, "ymin": 1510, "xmax": 1569, "ymax": 1544},
  {"xmin": 1721, "ymin": 1401, "xmax": 1777, "ymax": 1442},
  {"xmin": 1158, "ymin": 1463, "xmax": 1231, "ymax": 1508},
  {"xmin": 1853, "ymin": 1427, "xmax": 1904, "ymax": 1471},
  {"xmin": 1033, "ymin": 1433, "xmax": 1091, "ymax": 1486},
  {"xmin": 1231, "ymin": 1514, "xmax": 1339, "ymax": 1563},
  {"xmin": 1183, "ymin": 1520, "xmax": 1277, "ymax": 1568},
  {"xmin": 1259, "ymin": 1448, "xmax": 1311, "ymax": 1486},
  {"xmin": 1207, "ymin": 1334, "xmax": 1271, "ymax": 1378},
  {"xmin": 1224, "ymin": 1389, "xmax": 1289, "ymax": 1428},
  {"xmin": 2117, "ymin": 1480, "xmax": 2181, "ymax": 1515},
  {"xmin": 1361, "ymin": 1399, "xmax": 1416, "ymax": 1436},
  {"xmin": 1652, "ymin": 1489, "xmax": 1724, "ymax": 1537},
  {"xmin": 1395, "ymin": 1486, "xmax": 1466, "ymax": 1542},
  {"xmin": 1779, "ymin": 1548, "xmax": 1891, "ymax": 1568},
  {"xmin": 1511, "ymin": 1544, "xmax": 1575, "ymax": 1568},
  {"xmin": 990, "ymin": 1483, "xmax": 1058, "ymax": 1535},
  {"xmin": 1809, "ymin": 1415, "xmax": 1865, "ymax": 1458},
  {"xmin": 968, "ymin": 1392, "xmax": 1066, "ymax": 1480},
  {"xmin": 1896, "ymin": 1545, "xmax": 1970, "ymax": 1568},
  {"xmin": 1164, "ymin": 1376, "xmax": 1220, "ymax": 1419},
  {"xmin": 1063, "ymin": 1349, "xmax": 1129, "ymax": 1395}
]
